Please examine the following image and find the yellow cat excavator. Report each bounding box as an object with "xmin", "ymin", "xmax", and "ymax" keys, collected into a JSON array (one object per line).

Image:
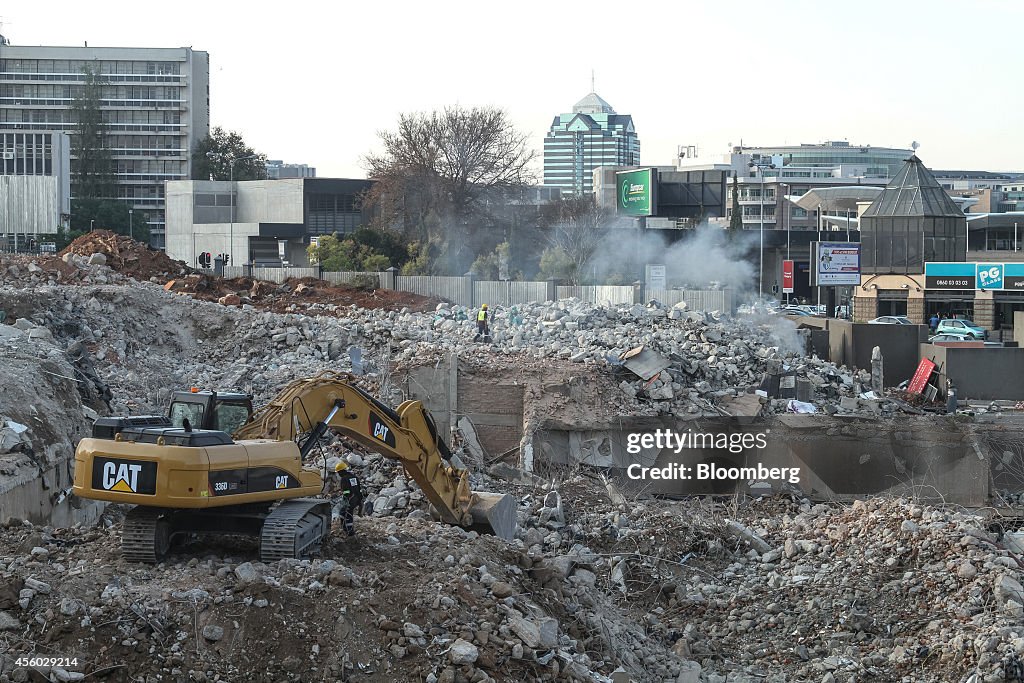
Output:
[{"xmin": 73, "ymin": 372, "xmax": 517, "ymax": 562}]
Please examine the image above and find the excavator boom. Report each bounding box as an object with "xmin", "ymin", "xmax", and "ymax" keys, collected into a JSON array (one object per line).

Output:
[{"xmin": 234, "ymin": 371, "xmax": 517, "ymax": 539}]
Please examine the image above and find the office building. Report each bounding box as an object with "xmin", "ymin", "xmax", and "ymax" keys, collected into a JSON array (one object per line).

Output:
[
  {"xmin": 266, "ymin": 160, "xmax": 316, "ymax": 179},
  {"xmin": 0, "ymin": 41, "xmax": 209, "ymax": 248},
  {"xmin": 165, "ymin": 178, "xmax": 373, "ymax": 267},
  {"xmin": 0, "ymin": 130, "xmax": 71, "ymax": 244},
  {"xmin": 543, "ymin": 92, "xmax": 639, "ymax": 195}
]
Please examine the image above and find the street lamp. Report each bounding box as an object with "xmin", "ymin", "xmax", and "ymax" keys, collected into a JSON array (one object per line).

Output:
[
  {"xmin": 89, "ymin": 219, "xmax": 95, "ymax": 232},
  {"xmin": 129, "ymin": 209, "xmax": 133, "ymax": 240},
  {"xmin": 779, "ymin": 183, "xmax": 790, "ymax": 304},
  {"xmin": 748, "ymin": 160, "xmax": 776, "ymax": 298}
]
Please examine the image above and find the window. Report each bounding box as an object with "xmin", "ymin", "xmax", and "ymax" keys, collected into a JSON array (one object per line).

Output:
[
  {"xmin": 169, "ymin": 401, "xmax": 205, "ymax": 429},
  {"xmin": 213, "ymin": 403, "xmax": 250, "ymax": 435}
]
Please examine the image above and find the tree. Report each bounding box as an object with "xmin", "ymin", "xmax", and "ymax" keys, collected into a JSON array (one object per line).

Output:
[
  {"xmin": 71, "ymin": 66, "xmax": 114, "ymax": 199},
  {"xmin": 191, "ymin": 127, "xmax": 268, "ymax": 181},
  {"xmin": 537, "ymin": 246, "xmax": 575, "ymax": 282},
  {"xmin": 308, "ymin": 234, "xmax": 390, "ymax": 272},
  {"xmin": 469, "ymin": 241, "xmax": 511, "ymax": 280},
  {"xmin": 539, "ymin": 196, "xmax": 611, "ymax": 284},
  {"xmin": 70, "ymin": 198, "xmax": 150, "ymax": 243},
  {"xmin": 728, "ymin": 172, "xmax": 743, "ymax": 236},
  {"xmin": 362, "ymin": 106, "xmax": 536, "ymax": 274},
  {"xmin": 351, "ymin": 227, "xmax": 409, "ymax": 269}
]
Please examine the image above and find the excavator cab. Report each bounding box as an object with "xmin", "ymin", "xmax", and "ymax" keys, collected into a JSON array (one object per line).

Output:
[{"xmin": 168, "ymin": 389, "xmax": 253, "ymax": 436}]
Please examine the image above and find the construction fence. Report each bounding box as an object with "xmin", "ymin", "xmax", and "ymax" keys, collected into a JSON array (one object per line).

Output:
[{"xmin": 220, "ymin": 265, "xmax": 734, "ymax": 311}]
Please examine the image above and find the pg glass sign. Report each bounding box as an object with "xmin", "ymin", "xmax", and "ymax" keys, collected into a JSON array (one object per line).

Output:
[{"xmin": 976, "ymin": 264, "xmax": 1004, "ymax": 290}]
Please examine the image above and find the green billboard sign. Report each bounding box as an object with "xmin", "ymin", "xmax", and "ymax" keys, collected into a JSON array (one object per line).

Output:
[{"xmin": 616, "ymin": 168, "xmax": 657, "ymax": 217}]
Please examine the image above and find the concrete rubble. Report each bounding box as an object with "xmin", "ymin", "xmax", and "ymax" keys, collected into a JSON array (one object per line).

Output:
[
  {"xmin": 3, "ymin": 482, "xmax": 1024, "ymax": 682},
  {"xmin": 3, "ymin": 236, "xmax": 1024, "ymax": 681}
]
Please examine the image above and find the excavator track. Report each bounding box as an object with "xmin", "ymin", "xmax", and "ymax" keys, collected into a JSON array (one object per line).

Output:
[
  {"xmin": 259, "ymin": 499, "xmax": 331, "ymax": 562},
  {"xmin": 122, "ymin": 506, "xmax": 172, "ymax": 564}
]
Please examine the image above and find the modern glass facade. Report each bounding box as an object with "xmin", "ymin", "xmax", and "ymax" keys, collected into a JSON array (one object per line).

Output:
[
  {"xmin": 543, "ymin": 93, "xmax": 639, "ymax": 195},
  {"xmin": 0, "ymin": 44, "xmax": 210, "ymax": 248},
  {"xmin": 739, "ymin": 141, "xmax": 911, "ymax": 179}
]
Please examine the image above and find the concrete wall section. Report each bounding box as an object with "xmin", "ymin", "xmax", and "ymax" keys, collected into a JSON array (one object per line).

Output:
[
  {"xmin": 236, "ymin": 179, "xmax": 304, "ymax": 224},
  {"xmin": 402, "ymin": 358, "xmax": 525, "ymax": 460},
  {"xmin": 533, "ymin": 414, "xmax": 1006, "ymax": 506},
  {"xmin": 456, "ymin": 375, "xmax": 525, "ymax": 458},
  {"xmin": 921, "ymin": 343, "xmax": 1024, "ymax": 400},
  {"xmin": 828, "ymin": 320, "xmax": 924, "ymax": 384}
]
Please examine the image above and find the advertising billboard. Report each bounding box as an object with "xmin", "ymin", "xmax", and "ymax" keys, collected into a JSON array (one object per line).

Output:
[
  {"xmin": 616, "ymin": 168, "xmax": 657, "ymax": 217},
  {"xmin": 814, "ymin": 242, "xmax": 860, "ymax": 286},
  {"xmin": 782, "ymin": 260, "xmax": 794, "ymax": 294}
]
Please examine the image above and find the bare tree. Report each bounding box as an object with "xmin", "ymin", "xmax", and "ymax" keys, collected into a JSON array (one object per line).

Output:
[
  {"xmin": 540, "ymin": 196, "xmax": 613, "ymax": 284},
  {"xmin": 362, "ymin": 106, "xmax": 537, "ymax": 273}
]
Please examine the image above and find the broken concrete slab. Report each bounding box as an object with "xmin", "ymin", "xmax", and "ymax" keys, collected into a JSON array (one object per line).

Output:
[
  {"xmin": 619, "ymin": 346, "xmax": 672, "ymax": 382},
  {"xmin": 725, "ymin": 519, "xmax": 773, "ymax": 554},
  {"xmin": 458, "ymin": 416, "xmax": 488, "ymax": 463}
]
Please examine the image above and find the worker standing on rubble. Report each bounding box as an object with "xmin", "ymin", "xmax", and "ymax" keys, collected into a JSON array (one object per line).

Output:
[
  {"xmin": 333, "ymin": 461, "xmax": 364, "ymax": 536},
  {"xmin": 474, "ymin": 304, "xmax": 490, "ymax": 342}
]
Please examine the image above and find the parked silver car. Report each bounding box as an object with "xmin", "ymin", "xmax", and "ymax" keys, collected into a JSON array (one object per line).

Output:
[{"xmin": 867, "ymin": 316, "xmax": 913, "ymax": 325}]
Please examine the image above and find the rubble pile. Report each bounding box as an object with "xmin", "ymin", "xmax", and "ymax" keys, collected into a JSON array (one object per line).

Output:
[
  {"xmin": 392, "ymin": 299, "xmax": 874, "ymax": 415},
  {"xmin": 165, "ymin": 274, "xmax": 443, "ymax": 314},
  {"xmin": 1, "ymin": 268, "xmax": 889, "ymax": 418},
  {"xmin": 5, "ymin": 243, "xmax": 1024, "ymax": 681},
  {"xmin": 58, "ymin": 230, "xmax": 191, "ymax": 281},
  {"xmin": 3, "ymin": 243, "xmax": 445, "ymax": 315}
]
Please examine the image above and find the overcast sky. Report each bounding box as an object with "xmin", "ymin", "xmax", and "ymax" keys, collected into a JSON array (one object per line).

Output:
[{"xmin": 5, "ymin": 0, "xmax": 1022, "ymax": 178}]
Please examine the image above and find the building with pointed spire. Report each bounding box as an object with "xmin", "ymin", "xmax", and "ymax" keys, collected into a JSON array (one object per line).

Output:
[{"xmin": 543, "ymin": 92, "xmax": 639, "ymax": 195}]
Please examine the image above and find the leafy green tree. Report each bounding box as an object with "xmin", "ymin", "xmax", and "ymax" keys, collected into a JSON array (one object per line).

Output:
[
  {"xmin": 400, "ymin": 241, "xmax": 437, "ymax": 275},
  {"xmin": 470, "ymin": 241, "xmax": 511, "ymax": 280},
  {"xmin": 470, "ymin": 253, "xmax": 499, "ymax": 280},
  {"xmin": 308, "ymin": 234, "xmax": 391, "ymax": 272},
  {"xmin": 71, "ymin": 67, "xmax": 114, "ymax": 199},
  {"xmin": 729, "ymin": 172, "xmax": 743, "ymax": 236},
  {"xmin": 191, "ymin": 127, "xmax": 268, "ymax": 181},
  {"xmin": 538, "ymin": 246, "xmax": 575, "ymax": 282},
  {"xmin": 351, "ymin": 227, "xmax": 408, "ymax": 269},
  {"xmin": 70, "ymin": 198, "xmax": 150, "ymax": 243}
]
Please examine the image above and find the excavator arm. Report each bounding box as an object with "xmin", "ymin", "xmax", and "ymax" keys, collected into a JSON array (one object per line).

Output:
[{"xmin": 233, "ymin": 371, "xmax": 516, "ymax": 538}]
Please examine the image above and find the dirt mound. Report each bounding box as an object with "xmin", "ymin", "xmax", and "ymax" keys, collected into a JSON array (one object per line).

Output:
[
  {"xmin": 59, "ymin": 230, "xmax": 191, "ymax": 280},
  {"xmin": 164, "ymin": 274, "xmax": 444, "ymax": 313}
]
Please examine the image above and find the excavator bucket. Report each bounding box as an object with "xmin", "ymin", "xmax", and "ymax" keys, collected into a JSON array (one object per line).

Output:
[{"xmin": 468, "ymin": 492, "xmax": 518, "ymax": 540}]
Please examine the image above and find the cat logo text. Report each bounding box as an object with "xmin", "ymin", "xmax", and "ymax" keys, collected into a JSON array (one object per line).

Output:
[{"xmin": 103, "ymin": 462, "xmax": 142, "ymax": 493}]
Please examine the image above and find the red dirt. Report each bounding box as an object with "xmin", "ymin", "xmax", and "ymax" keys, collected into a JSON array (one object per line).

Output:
[
  {"xmin": 35, "ymin": 231, "xmax": 443, "ymax": 313},
  {"xmin": 166, "ymin": 274, "xmax": 444, "ymax": 313},
  {"xmin": 59, "ymin": 229, "xmax": 192, "ymax": 280}
]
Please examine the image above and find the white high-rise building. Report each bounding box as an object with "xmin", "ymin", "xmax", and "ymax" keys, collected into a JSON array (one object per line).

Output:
[{"xmin": 0, "ymin": 39, "xmax": 209, "ymax": 248}]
